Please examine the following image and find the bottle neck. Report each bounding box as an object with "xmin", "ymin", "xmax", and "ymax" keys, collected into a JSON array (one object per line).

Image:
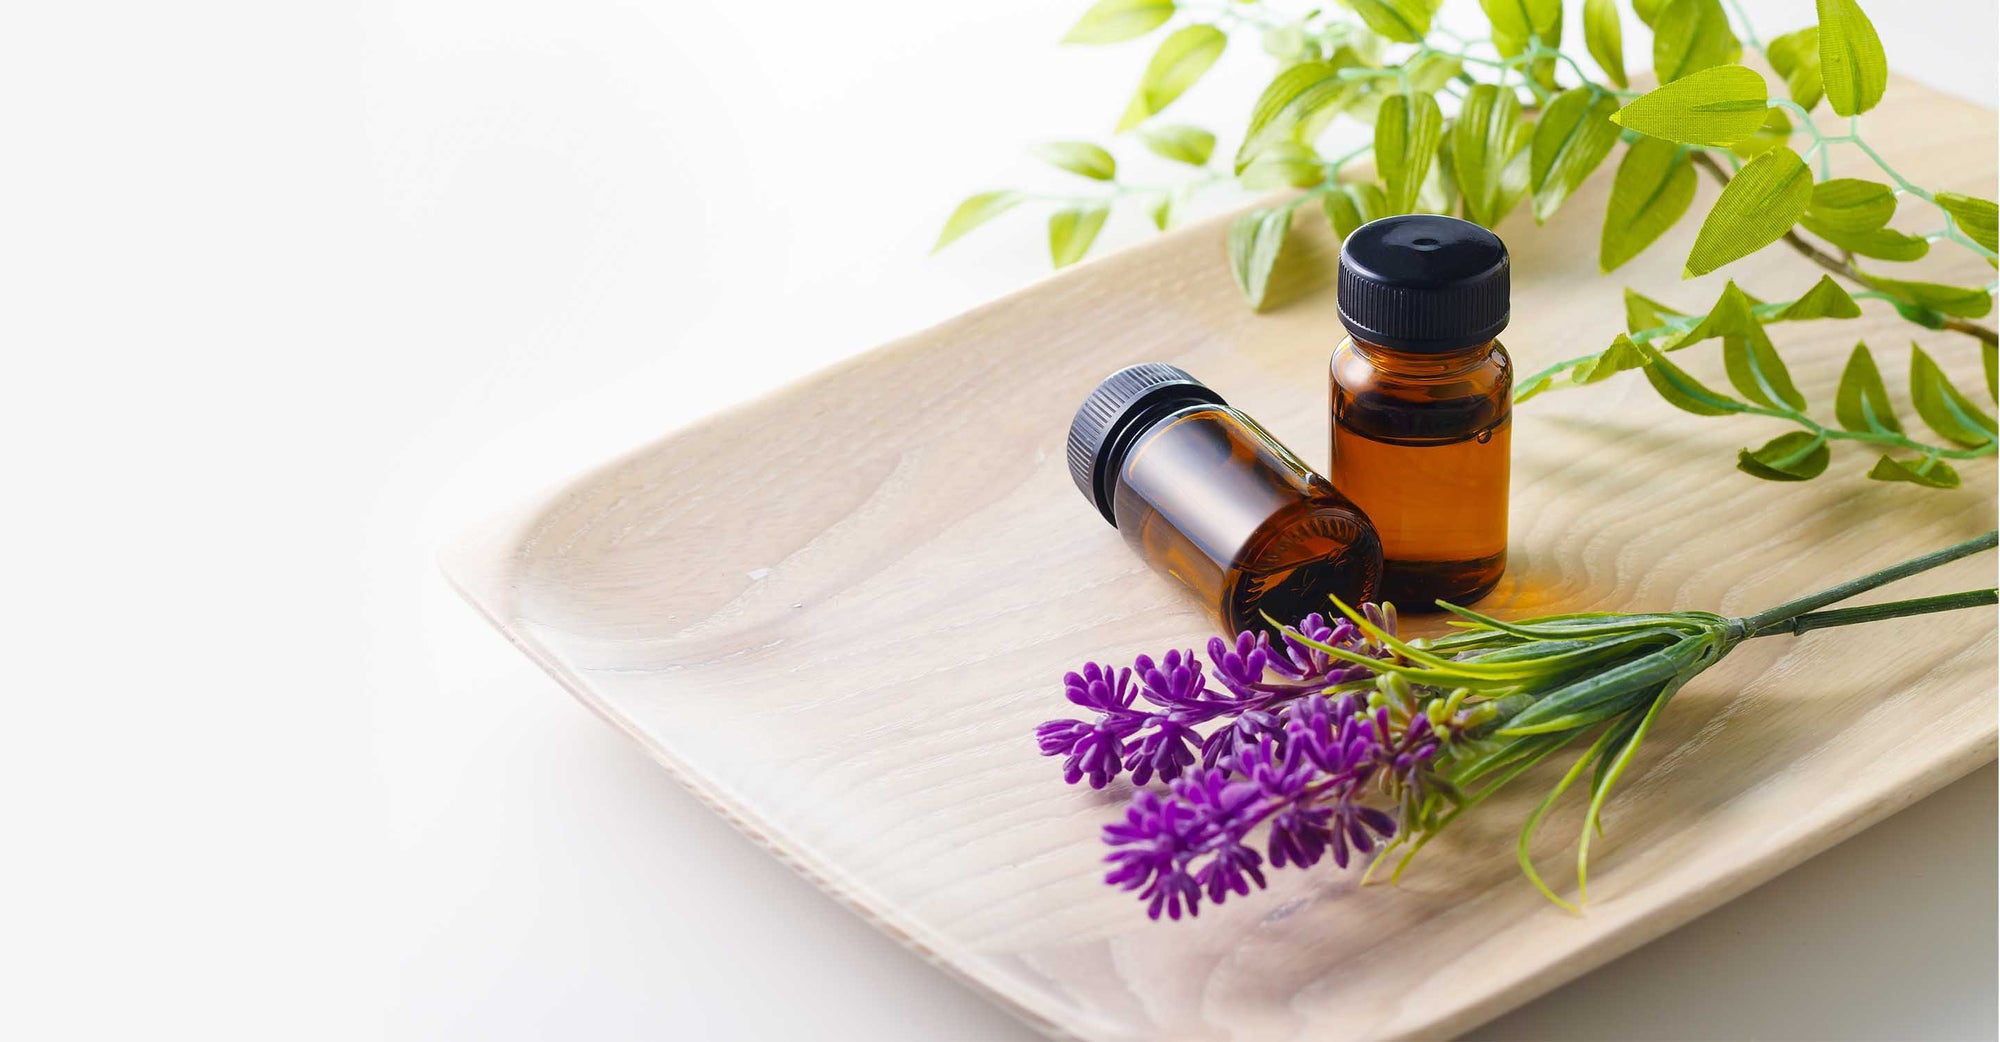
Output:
[{"xmin": 1345, "ymin": 335, "xmax": 1497, "ymax": 378}]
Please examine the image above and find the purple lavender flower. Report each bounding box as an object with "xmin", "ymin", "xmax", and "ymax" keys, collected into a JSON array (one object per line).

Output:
[
  {"xmin": 1035, "ymin": 663, "xmax": 1145, "ymax": 789},
  {"xmin": 1102, "ymin": 790, "xmax": 1206, "ymax": 920},
  {"xmin": 1133, "ymin": 649, "xmax": 1209, "ymax": 708},
  {"xmin": 1123, "ymin": 716, "xmax": 1199, "ymax": 786}
]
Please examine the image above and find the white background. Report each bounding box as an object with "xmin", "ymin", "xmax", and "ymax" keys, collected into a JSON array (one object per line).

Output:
[{"xmin": 5, "ymin": 0, "xmax": 1994, "ymax": 1038}]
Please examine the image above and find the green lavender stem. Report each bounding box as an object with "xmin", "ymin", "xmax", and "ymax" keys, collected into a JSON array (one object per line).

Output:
[
  {"xmin": 1735, "ymin": 530, "xmax": 1999, "ymax": 635},
  {"xmin": 1747, "ymin": 588, "xmax": 1999, "ymax": 638}
]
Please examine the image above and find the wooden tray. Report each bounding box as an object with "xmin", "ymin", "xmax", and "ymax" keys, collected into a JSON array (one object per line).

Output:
[{"xmin": 444, "ymin": 77, "xmax": 1998, "ymax": 1041}]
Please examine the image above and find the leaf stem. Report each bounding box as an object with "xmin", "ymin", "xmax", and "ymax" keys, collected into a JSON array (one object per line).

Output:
[
  {"xmin": 1745, "ymin": 588, "xmax": 1999, "ymax": 638},
  {"xmin": 1734, "ymin": 531, "xmax": 1998, "ymax": 635}
]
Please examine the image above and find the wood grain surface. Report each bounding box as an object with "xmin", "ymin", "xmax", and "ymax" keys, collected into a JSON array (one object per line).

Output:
[{"xmin": 444, "ymin": 76, "xmax": 1999, "ymax": 1041}]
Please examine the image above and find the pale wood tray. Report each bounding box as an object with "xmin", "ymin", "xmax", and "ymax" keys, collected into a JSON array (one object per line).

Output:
[{"xmin": 445, "ymin": 77, "xmax": 1998, "ymax": 1040}]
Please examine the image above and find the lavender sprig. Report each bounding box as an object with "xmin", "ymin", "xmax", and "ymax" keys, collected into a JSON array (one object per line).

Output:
[{"xmin": 1040, "ymin": 532, "xmax": 1997, "ymax": 920}]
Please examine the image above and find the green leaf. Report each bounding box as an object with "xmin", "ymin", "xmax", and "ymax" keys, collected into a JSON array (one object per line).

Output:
[
  {"xmin": 1261, "ymin": 24, "xmax": 1308, "ymax": 62},
  {"xmin": 1798, "ymin": 217, "xmax": 1929, "ymax": 261},
  {"xmin": 1481, "ymin": 0, "xmax": 1564, "ymax": 90},
  {"xmin": 1600, "ymin": 138, "xmax": 1697, "ymax": 272},
  {"xmin": 1573, "ymin": 333, "xmax": 1650, "ymax": 385},
  {"xmin": 1235, "ymin": 60, "xmax": 1352, "ymax": 172},
  {"xmin": 1625, "ymin": 288, "xmax": 1689, "ymax": 331},
  {"xmin": 1894, "ymin": 301, "xmax": 1949, "ymax": 329},
  {"xmin": 1653, "ymin": 0, "xmax": 1742, "ymax": 83},
  {"xmin": 1986, "ymin": 341, "xmax": 1998, "ymax": 401},
  {"xmin": 1816, "ymin": 0, "xmax": 1887, "ymax": 117},
  {"xmin": 1062, "ymin": 0, "xmax": 1176, "ymax": 44},
  {"xmin": 1148, "ymin": 194, "xmax": 1174, "ymax": 230},
  {"xmin": 1611, "ymin": 64, "xmax": 1769, "ymax": 146},
  {"xmin": 1834, "ymin": 342, "xmax": 1902, "ymax": 433},
  {"xmin": 1583, "ymin": 0, "xmax": 1628, "ymax": 89},
  {"xmin": 1376, "ymin": 92, "xmax": 1444, "ymax": 214},
  {"xmin": 1451, "ymin": 83, "xmax": 1533, "ymax": 227},
  {"xmin": 1657, "ymin": 279, "xmax": 1757, "ymax": 349},
  {"xmin": 1684, "ymin": 146, "xmax": 1812, "ymax": 277},
  {"xmin": 1228, "ymin": 206, "xmax": 1293, "ymax": 308},
  {"xmin": 933, "ymin": 191, "xmax": 1022, "ymax": 252},
  {"xmin": 1633, "ymin": 0, "xmax": 1670, "ymax": 27},
  {"xmin": 1767, "ymin": 275, "xmax": 1862, "ymax": 321},
  {"xmin": 1404, "ymin": 51, "xmax": 1463, "ymax": 94},
  {"xmin": 1859, "ymin": 272, "xmax": 1995, "ymax": 318},
  {"xmin": 1349, "ymin": 0, "xmax": 1438, "ymax": 43},
  {"xmin": 1137, "ymin": 124, "xmax": 1215, "ymax": 166},
  {"xmin": 1766, "ymin": 27, "xmax": 1825, "ymax": 110},
  {"xmin": 1721, "ymin": 318, "xmax": 1807, "ymax": 411},
  {"xmin": 1640, "ymin": 345, "xmax": 1748, "ymax": 415},
  {"xmin": 1031, "ymin": 141, "xmax": 1117, "ymax": 180},
  {"xmin": 1909, "ymin": 343, "xmax": 1998, "ymax": 446},
  {"xmin": 1118, "ymin": 25, "xmax": 1228, "ymax": 131},
  {"xmin": 1049, "ymin": 206, "xmax": 1109, "ymax": 268},
  {"xmin": 1530, "ymin": 88, "xmax": 1622, "ymax": 222},
  {"xmin": 1323, "ymin": 182, "xmax": 1387, "ymax": 242},
  {"xmin": 1935, "ymin": 192, "xmax": 2000, "ymax": 253},
  {"xmin": 1727, "ymin": 109, "xmax": 1792, "ymax": 160},
  {"xmin": 1804, "ymin": 177, "xmax": 1895, "ymax": 231},
  {"xmin": 1737, "ymin": 431, "xmax": 1830, "ymax": 481},
  {"xmin": 1868, "ymin": 455, "xmax": 1961, "ymax": 489},
  {"xmin": 1239, "ymin": 142, "xmax": 1326, "ymax": 189}
]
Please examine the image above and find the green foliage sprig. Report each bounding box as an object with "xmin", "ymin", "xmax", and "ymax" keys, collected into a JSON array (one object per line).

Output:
[{"xmin": 937, "ymin": 0, "xmax": 1999, "ymax": 488}]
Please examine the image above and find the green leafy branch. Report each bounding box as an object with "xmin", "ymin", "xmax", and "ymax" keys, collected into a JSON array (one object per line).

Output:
[{"xmin": 935, "ymin": 0, "xmax": 1998, "ymax": 488}]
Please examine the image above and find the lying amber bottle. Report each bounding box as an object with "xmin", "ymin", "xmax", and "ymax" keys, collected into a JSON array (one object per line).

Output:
[
  {"xmin": 1330, "ymin": 215, "xmax": 1511, "ymax": 608},
  {"xmin": 1068, "ymin": 364, "xmax": 1382, "ymax": 634}
]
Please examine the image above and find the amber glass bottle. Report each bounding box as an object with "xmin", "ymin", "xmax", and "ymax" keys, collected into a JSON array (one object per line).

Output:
[
  {"xmin": 1330, "ymin": 215, "xmax": 1511, "ymax": 607},
  {"xmin": 1068, "ymin": 364, "xmax": 1382, "ymax": 634}
]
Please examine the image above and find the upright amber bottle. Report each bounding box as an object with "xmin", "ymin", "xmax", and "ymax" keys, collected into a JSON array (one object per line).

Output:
[
  {"xmin": 1068, "ymin": 364, "xmax": 1382, "ymax": 634},
  {"xmin": 1330, "ymin": 215, "xmax": 1512, "ymax": 607}
]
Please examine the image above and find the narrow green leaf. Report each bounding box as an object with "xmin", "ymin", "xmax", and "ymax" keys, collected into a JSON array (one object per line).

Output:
[
  {"xmin": 1727, "ymin": 109, "xmax": 1793, "ymax": 160},
  {"xmin": 1868, "ymin": 455, "xmax": 1961, "ymax": 489},
  {"xmin": 1909, "ymin": 343, "xmax": 1998, "ymax": 446},
  {"xmin": 1349, "ymin": 0, "xmax": 1439, "ymax": 43},
  {"xmin": 1148, "ymin": 194, "xmax": 1173, "ymax": 230},
  {"xmin": 1611, "ymin": 64, "xmax": 1769, "ymax": 146},
  {"xmin": 1722, "ymin": 319, "xmax": 1807, "ymax": 411},
  {"xmin": 1654, "ymin": 0, "xmax": 1742, "ymax": 83},
  {"xmin": 1640, "ymin": 345, "xmax": 1748, "ymax": 415},
  {"xmin": 1323, "ymin": 182, "xmax": 1388, "ymax": 241},
  {"xmin": 1805, "ymin": 177, "xmax": 1895, "ymax": 231},
  {"xmin": 1657, "ymin": 279, "xmax": 1757, "ymax": 350},
  {"xmin": 933, "ymin": 191, "xmax": 1022, "ymax": 252},
  {"xmin": 1684, "ymin": 146, "xmax": 1812, "ymax": 277},
  {"xmin": 1572, "ymin": 333, "xmax": 1650, "ymax": 385},
  {"xmin": 1935, "ymin": 192, "xmax": 2000, "ymax": 253},
  {"xmin": 1137, "ymin": 124, "xmax": 1215, "ymax": 166},
  {"xmin": 1049, "ymin": 206, "xmax": 1110, "ymax": 268},
  {"xmin": 1480, "ymin": 0, "xmax": 1564, "ymax": 65},
  {"xmin": 1633, "ymin": 0, "xmax": 1670, "ymax": 26},
  {"xmin": 1451, "ymin": 83, "xmax": 1533, "ymax": 227},
  {"xmin": 1859, "ymin": 272, "xmax": 1995, "ymax": 318},
  {"xmin": 1766, "ymin": 27, "xmax": 1824, "ymax": 110},
  {"xmin": 1530, "ymin": 88, "xmax": 1622, "ymax": 222},
  {"xmin": 1894, "ymin": 301, "xmax": 1949, "ymax": 329},
  {"xmin": 1834, "ymin": 342, "xmax": 1902, "ymax": 433},
  {"xmin": 1376, "ymin": 92, "xmax": 1444, "ymax": 214},
  {"xmin": 1768, "ymin": 275, "xmax": 1862, "ymax": 321},
  {"xmin": 1239, "ymin": 141, "xmax": 1326, "ymax": 189},
  {"xmin": 1986, "ymin": 341, "xmax": 1998, "ymax": 401},
  {"xmin": 1737, "ymin": 431, "xmax": 1830, "ymax": 480},
  {"xmin": 1405, "ymin": 51, "xmax": 1464, "ymax": 94},
  {"xmin": 1625, "ymin": 288, "xmax": 1690, "ymax": 331},
  {"xmin": 1228, "ymin": 206, "xmax": 1293, "ymax": 308},
  {"xmin": 1799, "ymin": 217, "xmax": 1929, "ymax": 261},
  {"xmin": 1600, "ymin": 138, "xmax": 1697, "ymax": 272},
  {"xmin": 1062, "ymin": 0, "xmax": 1176, "ymax": 44},
  {"xmin": 1816, "ymin": 0, "xmax": 1887, "ymax": 117},
  {"xmin": 1234, "ymin": 60, "xmax": 1352, "ymax": 172},
  {"xmin": 1584, "ymin": 0, "xmax": 1628, "ymax": 89},
  {"xmin": 1031, "ymin": 141, "xmax": 1117, "ymax": 181},
  {"xmin": 1119, "ymin": 25, "xmax": 1228, "ymax": 131}
]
